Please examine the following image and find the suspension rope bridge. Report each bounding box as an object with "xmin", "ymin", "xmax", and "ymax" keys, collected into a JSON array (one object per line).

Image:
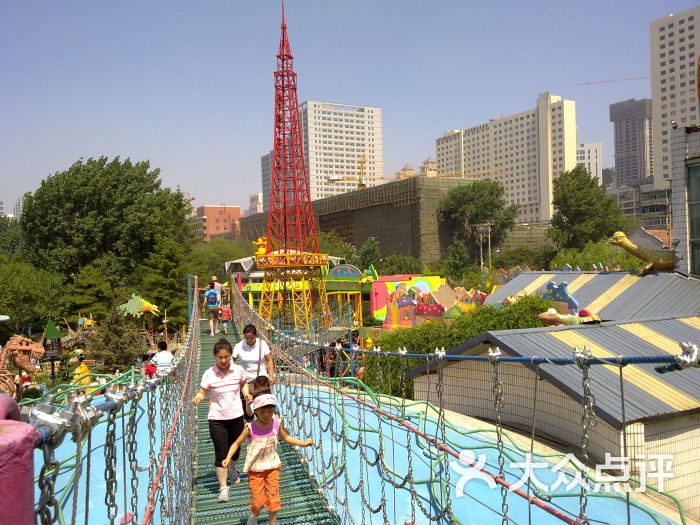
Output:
[{"xmin": 1, "ymin": 276, "xmax": 696, "ymax": 524}]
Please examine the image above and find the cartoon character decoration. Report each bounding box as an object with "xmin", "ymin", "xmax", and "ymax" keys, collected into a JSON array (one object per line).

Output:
[
  {"xmin": 538, "ymin": 307, "xmax": 600, "ymax": 326},
  {"xmin": 253, "ymin": 236, "xmax": 268, "ymax": 256}
]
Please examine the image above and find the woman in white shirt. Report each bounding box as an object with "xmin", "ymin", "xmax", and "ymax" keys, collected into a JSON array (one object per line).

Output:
[{"xmin": 232, "ymin": 324, "xmax": 275, "ymax": 385}]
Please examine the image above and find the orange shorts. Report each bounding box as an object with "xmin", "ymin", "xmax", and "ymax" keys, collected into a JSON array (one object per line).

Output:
[{"xmin": 248, "ymin": 468, "xmax": 281, "ymax": 514}]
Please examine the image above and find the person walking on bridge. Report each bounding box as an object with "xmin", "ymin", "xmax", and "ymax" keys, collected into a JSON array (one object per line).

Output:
[
  {"xmin": 191, "ymin": 338, "xmax": 252, "ymax": 502},
  {"xmin": 233, "ymin": 324, "xmax": 275, "ymax": 420}
]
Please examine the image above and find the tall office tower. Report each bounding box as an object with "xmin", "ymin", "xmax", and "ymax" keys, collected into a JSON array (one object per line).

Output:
[
  {"xmin": 300, "ymin": 100, "xmax": 383, "ymax": 200},
  {"xmin": 609, "ymin": 98, "xmax": 653, "ymax": 187},
  {"xmin": 436, "ymin": 92, "xmax": 578, "ymax": 223},
  {"xmin": 0, "ymin": 197, "xmax": 5, "ymax": 217},
  {"xmin": 261, "ymin": 151, "xmax": 272, "ymax": 213},
  {"xmin": 577, "ymin": 142, "xmax": 603, "ymax": 182},
  {"xmin": 650, "ymin": 6, "xmax": 700, "ymax": 189}
]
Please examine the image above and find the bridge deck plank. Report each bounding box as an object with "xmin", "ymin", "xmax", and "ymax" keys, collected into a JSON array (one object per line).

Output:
[{"xmin": 192, "ymin": 322, "xmax": 340, "ymax": 525}]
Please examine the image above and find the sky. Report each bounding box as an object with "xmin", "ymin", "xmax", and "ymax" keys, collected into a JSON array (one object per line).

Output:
[{"xmin": 1, "ymin": 0, "xmax": 698, "ymax": 211}]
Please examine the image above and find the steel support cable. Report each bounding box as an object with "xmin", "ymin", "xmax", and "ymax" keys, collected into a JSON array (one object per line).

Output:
[
  {"xmin": 527, "ymin": 358, "xmax": 541, "ymax": 525},
  {"xmin": 618, "ymin": 357, "xmax": 631, "ymax": 525},
  {"xmin": 576, "ymin": 346, "xmax": 597, "ymax": 525},
  {"xmin": 67, "ymin": 428, "xmax": 83, "ymax": 525},
  {"xmin": 271, "ymin": 348, "xmax": 579, "ymax": 525},
  {"xmin": 84, "ymin": 430, "xmax": 91, "ymax": 525},
  {"xmin": 140, "ymin": 280, "xmax": 199, "ymax": 525}
]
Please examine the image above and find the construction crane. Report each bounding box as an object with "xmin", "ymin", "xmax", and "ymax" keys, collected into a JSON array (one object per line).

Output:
[
  {"xmin": 577, "ymin": 75, "xmax": 650, "ymax": 86},
  {"xmin": 328, "ymin": 156, "xmax": 373, "ymax": 189}
]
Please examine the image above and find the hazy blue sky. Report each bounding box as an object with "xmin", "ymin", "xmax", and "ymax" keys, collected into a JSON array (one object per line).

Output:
[{"xmin": 1, "ymin": 1, "xmax": 697, "ymax": 210}]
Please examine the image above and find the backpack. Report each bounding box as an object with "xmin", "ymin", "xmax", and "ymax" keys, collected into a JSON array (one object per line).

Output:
[{"xmin": 205, "ymin": 290, "xmax": 218, "ymax": 306}]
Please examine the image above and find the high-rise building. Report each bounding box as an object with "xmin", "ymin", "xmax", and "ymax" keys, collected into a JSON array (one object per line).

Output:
[
  {"xmin": 194, "ymin": 205, "xmax": 241, "ymax": 242},
  {"xmin": 300, "ymin": 100, "xmax": 383, "ymax": 200},
  {"xmin": 261, "ymin": 101, "xmax": 384, "ymax": 209},
  {"xmin": 261, "ymin": 151, "xmax": 272, "ymax": 213},
  {"xmin": 650, "ymin": 6, "xmax": 700, "ymax": 189},
  {"xmin": 0, "ymin": 197, "xmax": 5, "ymax": 217},
  {"xmin": 248, "ymin": 193, "xmax": 263, "ymax": 216},
  {"xmin": 609, "ymin": 98, "xmax": 653, "ymax": 187},
  {"xmin": 13, "ymin": 197, "xmax": 22, "ymax": 219},
  {"xmin": 436, "ymin": 92, "xmax": 578, "ymax": 223},
  {"xmin": 576, "ymin": 142, "xmax": 603, "ymax": 182}
]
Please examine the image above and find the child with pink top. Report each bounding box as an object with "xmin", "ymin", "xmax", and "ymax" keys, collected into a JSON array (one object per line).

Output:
[{"xmin": 222, "ymin": 394, "xmax": 313, "ymax": 525}]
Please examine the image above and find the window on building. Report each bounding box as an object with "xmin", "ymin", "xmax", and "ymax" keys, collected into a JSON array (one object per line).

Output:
[{"xmin": 689, "ymin": 164, "xmax": 700, "ymax": 275}]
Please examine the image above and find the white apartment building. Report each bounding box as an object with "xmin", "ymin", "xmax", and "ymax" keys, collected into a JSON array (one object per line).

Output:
[
  {"xmin": 650, "ymin": 6, "xmax": 700, "ymax": 189},
  {"xmin": 248, "ymin": 193, "xmax": 263, "ymax": 216},
  {"xmin": 436, "ymin": 92, "xmax": 578, "ymax": 222},
  {"xmin": 577, "ymin": 142, "xmax": 603, "ymax": 182},
  {"xmin": 300, "ymin": 101, "xmax": 383, "ymax": 200},
  {"xmin": 261, "ymin": 101, "xmax": 383, "ymax": 211}
]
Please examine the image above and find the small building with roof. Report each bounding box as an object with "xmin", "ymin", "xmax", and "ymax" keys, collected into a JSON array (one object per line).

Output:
[{"xmin": 408, "ymin": 270, "xmax": 700, "ymax": 519}]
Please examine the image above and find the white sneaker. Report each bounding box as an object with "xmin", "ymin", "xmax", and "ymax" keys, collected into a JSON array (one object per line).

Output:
[
  {"xmin": 210, "ymin": 331, "xmax": 215, "ymax": 336},
  {"xmin": 247, "ymin": 516, "xmax": 258, "ymax": 525},
  {"xmin": 217, "ymin": 486, "xmax": 229, "ymax": 502}
]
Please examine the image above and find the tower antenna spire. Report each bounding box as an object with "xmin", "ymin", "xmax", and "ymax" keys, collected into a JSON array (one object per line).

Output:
[{"xmin": 281, "ymin": 0, "xmax": 286, "ymax": 28}]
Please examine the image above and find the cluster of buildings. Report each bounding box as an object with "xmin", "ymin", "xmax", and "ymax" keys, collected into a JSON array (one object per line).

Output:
[
  {"xmin": 0, "ymin": 196, "xmax": 22, "ymax": 221},
  {"xmin": 204, "ymin": 7, "xmax": 700, "ymax": 275}
]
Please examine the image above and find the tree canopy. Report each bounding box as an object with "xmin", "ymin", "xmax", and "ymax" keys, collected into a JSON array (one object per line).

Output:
[
  {"xmin": 0, "ymin": 257, "xmax": 67, "ymax": 334},
  {"xmin": 21, "ymin": 156, "xmax": 196, "ymax": 283},
  {"xmin": 438, "ymin": 180, "xmax": 519, "ymax": 262},
  {"xmin": 377, "ymin": 254, "xmax": 424, "ymax": 276},
  {"xmin": 548, "ymin": 166, "xmax": 630, "ymax": 250},
  {"xmin": 550, "ymin": 240, "xmax": 645, "ymax": 271}
]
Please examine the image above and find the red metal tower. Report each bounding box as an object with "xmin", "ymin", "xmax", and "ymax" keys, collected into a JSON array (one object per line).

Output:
[
  {"xmin": 257, "ymin": 1, "xmax": 329, "ymax": 331},
  {"xmin": 266, "ymin": 0, "xmax": 319, "ymax": 254}
]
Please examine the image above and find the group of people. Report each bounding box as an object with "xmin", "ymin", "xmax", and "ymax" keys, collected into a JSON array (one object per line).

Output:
[
  {"xmin": 191, "ymin": 324, "xmax": 313, "ymax": 525},
  {"xmin": 204, "ymin": 275, "xmax": 232, "ymax": 336}
]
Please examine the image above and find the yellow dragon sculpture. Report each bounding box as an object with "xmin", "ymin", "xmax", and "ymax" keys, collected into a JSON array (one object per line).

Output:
[{"xmin": 610, "ymin": 231, "xmax": 675, "ymax": 273}]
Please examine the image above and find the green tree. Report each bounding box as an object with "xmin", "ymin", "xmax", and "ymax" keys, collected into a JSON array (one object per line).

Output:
[
  {"xmin": 67, "ymin": 264, "xmax": 115, "ymax": 321},
  {"xmin": 352, "ymin": 237, "xmax": 381, "ymax": 271},
  {"xmin": 491, "ymin": 246, "xmax": 558, "ymax": 271},
  {"xmin": 139, "ymin": 237, "xmax": 194, "ymax": 327},
  {"xmin": 550, "ymin": 240, "xmax": 645, "ymax": 271},
  {"xmin": 191, "ymin": 238, "xmax": 252, "ymax": 282},
  {"xmin": 0, "ymin": 257, "xmax": 68, "ymax": 334},
  {"xmin": 20, "ymin": 156, "xmax": 196, "ymax": 284},
  {"xmin": 377, "ymin": 254, "xmax": 424, "ymax": 275},
  {"xmin": 439, "ymin": 239, "xmax": 473, "ymax": 280},
  {"xmin": 548, "ymin": 166, "xmax": 630, "ymax": 250},
  {"xmin": 87, "ymin": 306, "xmax": 148, "ymax": 373},
  {"xmin": 438, "ymin": 180, "xmax": 520, "ymax": 262},
  {"xmin": 363, "ymin": 295, "xmax": 552, "ymax": 397},
  {"xmin": 0, "ymin": 217, "xmax": 22, "ymax": 258},
  {"xmin": 317, "ymin": 231, "xmax": 357, "ymax": 262}
]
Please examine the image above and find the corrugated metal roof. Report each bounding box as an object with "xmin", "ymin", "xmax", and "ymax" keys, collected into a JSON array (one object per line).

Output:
[
  {"xmin": 486, "ymin": 271, "xmax": 700, "ymax": 320},
  {"xmin": 407, "ymin": 316, "xmax": 700, "ymax": 428}
]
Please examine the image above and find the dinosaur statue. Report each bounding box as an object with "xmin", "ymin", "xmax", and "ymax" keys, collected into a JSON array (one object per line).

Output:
[
  {"xmin": 610, "ymin": 231, "xmax": 675, "ymax": 273},
  {"xmin": 0, "ymin": 335, "xmax": 45, "ymax": 396}
]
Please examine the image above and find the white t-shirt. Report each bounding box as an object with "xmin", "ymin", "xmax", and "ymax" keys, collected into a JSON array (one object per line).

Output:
[
  {"xmin": 232, "ymin": 338, "xmax": 271, "ymax": 382},
  {"xmin": 151, "ymin": 350, "xmax": 173, "ymax": 370}
]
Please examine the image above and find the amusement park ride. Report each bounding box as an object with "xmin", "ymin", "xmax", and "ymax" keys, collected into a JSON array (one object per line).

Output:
[{"xmin": 256, "ymin": 2, "xmax": 330, "ymax": 332}]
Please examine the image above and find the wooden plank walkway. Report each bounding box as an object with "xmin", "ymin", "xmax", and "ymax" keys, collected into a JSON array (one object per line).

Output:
[{"xmin": 192, "ymin": 322, "xmax": 340, "ymax": 525}]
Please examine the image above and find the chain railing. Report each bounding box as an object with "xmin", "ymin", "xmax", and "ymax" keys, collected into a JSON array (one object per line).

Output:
[
  {"xmin": 231, "ymin": 283, "xmax": 692, "ymax": 525},
  {"xmin": 20, "ymin": 276, "xmax": 201, "ymax": 525}
]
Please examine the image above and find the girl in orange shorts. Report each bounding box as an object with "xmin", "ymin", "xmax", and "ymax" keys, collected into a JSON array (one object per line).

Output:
[{"xmin": 222, "ymin": 393, "xmax": 313, "ymax": 525}]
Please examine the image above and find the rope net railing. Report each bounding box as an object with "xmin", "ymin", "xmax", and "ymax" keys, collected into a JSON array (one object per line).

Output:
[
  {"xmin": 231, "ymin": 284, "xmax": 689, "ymax": 525},
  {"xmin": 21, "ymin": 276, "xmax": 201, "ymax": 525}
]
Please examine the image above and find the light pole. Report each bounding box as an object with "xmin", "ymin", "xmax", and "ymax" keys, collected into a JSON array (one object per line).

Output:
[{"xmin": 477, "ymin": 223, "xmax": 492, "ymax": 269}]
